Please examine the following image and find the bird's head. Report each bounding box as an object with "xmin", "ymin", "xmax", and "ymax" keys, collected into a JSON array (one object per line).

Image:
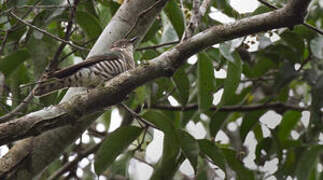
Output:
[{"xmin": 110, "ymin": 37, "xmax": 137, "ymax": 54}]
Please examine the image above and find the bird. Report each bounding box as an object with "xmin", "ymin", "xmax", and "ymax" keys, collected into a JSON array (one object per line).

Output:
[{"xmin": 33, "ymin": 37, "xmax": 137, "ymax": 97}]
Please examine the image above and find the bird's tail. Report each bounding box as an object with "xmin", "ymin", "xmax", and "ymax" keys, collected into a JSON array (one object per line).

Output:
[{"xmin": 33, "ymin": 79, "xmax": 67, "ymax": 97}]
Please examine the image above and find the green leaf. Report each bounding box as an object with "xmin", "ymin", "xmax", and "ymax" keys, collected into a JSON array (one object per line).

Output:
[
  {"xmin": 280, "ymin": 31, "xmax": 305, "ymax": 59},
  {"xmin": 310, "ymin": 35, "xmax": 323, "ymax": 59},
  {"xmin": 94, "ymin": 126, "xmax": 142, "ymax": 175},
  {"xmin": 198, "ymin": 139, "xmax": 226, "ymax": 171},
  {"xmin": 142, "ymin": 110, "xmax": 176, "ymax": 133},
  {"xmin": 177, "ymin": 130, "xmax": 199, "ymax": 173},
  {"xmin": 255, "ymin": 137, "xmax": 272, "ymax": 166},
  {"xmin": 197, "ymin": 52, "xmax": 215, "ymax": 111},
  {"xmin": 143, "ymin": 110, "xmax": 181, "ymax": 180},
  {"xmin": 142, "ymin": 19, "xmax": 161, "ymax": 42},
  {"xmin": 164, "ymin": 0, "xmax": 185, "ymax": 38},
  {"xmin": 131, "ymin": 85, "xmax": 149, "ymax": 108},
  {"xmin": 161, "ymin": 12, "xmax": 178, "ymax": 43},
  {"xmin": 243, "ymin": 55, "xmax": 275, "ymax": 78},
  {"xmin": 76, "ymin": 11, "xmax": 102, "ymax": 40},
  {"xmin": 277, "ymin": 111, "xmax": 301, "ymax": 141},
  {"xmin": 240, "ymin": 110, "xmax": 265, "ymax": 142},
  {"xmin": 108, "ymin": 152, "xmax": 132, "ymax": 177},
  {"xmin": 273, "ymin": 62, "xmax": 299, "ymax": 91},
  {"xmin": 209, "ymin": 111, "xmax": 230, "ymax": 137},
  {"xmin": 172, "ymin": 66, "xmax": 190, "ymax": 105},
  {"xmin": 27, "ymin": 36, "xmax": 58, "ymax": 78},
  {"xmin": 213, "ymin": 0, "xmax": 240, "ymax": 17},
  {"xmin": 219, "ymin": 51, "xmax": 242, "ymax": 106},
  {"xmin": 296, "ymin": 145, "xmax": 323, "ymax": 180},
  {"xmin": 222, "ymin": 148, "xmax": 255, "ymax": 180},
  {"xmin": 0, "ymin": 49, "xmax": 30, "ymax": 76},
  {"xmin": 219, "ymin": 42, "xmax": 235, "ymax": 63},
  {"xmin": 100, "ymin": 110, "xmax": 112, "ymax": 131}
]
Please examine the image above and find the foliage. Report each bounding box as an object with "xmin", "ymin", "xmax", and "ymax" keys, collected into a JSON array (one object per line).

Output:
[{"xmin": 0, "ymin": 0, "xmax": 323, "ymax": 179}]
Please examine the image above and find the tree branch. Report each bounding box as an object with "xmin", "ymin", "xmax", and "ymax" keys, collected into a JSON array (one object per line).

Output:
[
  {"xmin": 258, "ymin": 0, "xmax": 323, "ymax": 35},
  {"xmin": 47, "ymin": 0, "xmax": 81, "ymax": 71},
  {"xmin": 136, "ymin": 40, "xmax": 179, "ymax": 51},
  {"xmin": 0, "ymin": 0, "xmax": 311, "ymax": 147},
  {"xmin": 47, "ymin": 143, "xmax": 101, "ymax": 180},
  {"xmin": 8, "ymin": 11, "xmax": 89, "ymax": 51},
  {"xmin": 0, "ymin": 89, "xmax": 35, "ymax": 123},
  {"xmin": 0, "ymin": 0, "xmax": 312, "ymax": 178},
  {"xmin": 147, "ymin": 102, "xmax": 307, "ymax": 112},
  {"xmin": 0, "ymin": 0, "xmax": 170, "ymax": 178}
]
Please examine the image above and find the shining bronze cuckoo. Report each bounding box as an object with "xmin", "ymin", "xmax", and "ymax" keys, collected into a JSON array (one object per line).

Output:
[{"xmin": 33, "ymin": 37, "xmax": 137, "ymax": 97}]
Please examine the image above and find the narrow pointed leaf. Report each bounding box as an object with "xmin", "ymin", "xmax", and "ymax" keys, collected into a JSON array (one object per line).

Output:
[
  {"xmin": 172, "ymin": 66, "xmax": 190, "ymax": 105},
  {"xmin": 296, "ymin": 145, "xmax": 323, "ymax": 180},
  {"xmin": 178, "ymin": 130, "xmax": 199, "ymax": 173},
  {"xmin": 219, "ymin": 51, "xmax": 242, "ymax": 106},
  {"xmin": 222, "ymin": 148, "xmax": 255, "ymax": 180},
  {"xmin": 198, "ymin": 139, "xmax": 226, "ymax": 171},
  {"xmin": 94, "ymin": 126, "xmax": 142, "ymax": 175},
  {"xmin": 143, "ymin": 110, "xmax": 181, "ymax": 180},
  {"xmin": 164, "ymin": 0, "xmax": 185, "ymax": 38},
  {"xmin": 197, "ymin": 53, "xmax": 215, "ymax": 111},
  {"xmin": 76, "ymin": 11, "xmax": 102, "ymax": 40},
  {"xmin": 0, "ymin": 49, "xmax": 30, "ymax": 76},
  {"xmin": 277, "ymin": 111, "xmax": 301, "ymax": 141}
]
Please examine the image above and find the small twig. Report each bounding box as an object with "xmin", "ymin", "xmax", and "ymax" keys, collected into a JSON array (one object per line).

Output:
[
  {"xmin": 0, "ymin": 102, "xmax": 10, "ymax": 113},
  {"xmin": 0, "ymin": 31, "xmax": 9, "ymax": 55},
  {"xmin": 182, "ymin": 0, "xmax": 200, "ymax": 40},
  {"xmin": 297, "ymin": 56, "xmax": 312, "ymax": 72},
  {"xmin": 47, "ymin": 143, "xmax": 101, "ymax": 180},
  {"xmin": 8, "ymin": 11, "xmax": 89, "ymax": 51},
  {"xmin": 57, "ymin": 39, "xmax": 95, "ymax": 63},
  {"xmin": 258, "ymin": 0, "xmax": 277, "ymax": 9},
  {"xmin": 147, "ymin": 102, "xmax": 308, "ymax": 112},
  {"xmin": 132, "ymin": 154, "xmax": 154, "ymax": 168},
  {"xmin": 133, "ymin": 127, "xmax": 148, "ymax": 152},
  {"xmin": 240, "ymin": 77, "xmax": 274, "ymax": 83},
  {"xmin": 125, "ymin": 0, "xmax": 163, "ymax": 38},
  {"xmin": 0, "ymin": 86, "xmax": 37, "ymax": 123},
  {"xmin": 0, "ymin": 96, "xmax": 44, "ymax": 108},
  {"xmin": 47, "ymin": 0, "xmax": 80, "ymax": 71},
  {"xmin": 14, "ymin": 5, "xmax": 70, "ymax": 9},
  {"xmin": 199, "ymin": 0, "xmax": 212, "ymax": 17},
  {"xmin": 179, "ymin": 0, "xmax": 187, "ymax": 38},
  {"xmin": 136, "ymin": 40, "xmax": 179, "ymax": 51},
  {"xmin": 19, "ymin": 78, "xmax": 56, "ymax": 88},
  {"xmin": 258, "ymin": 0, "xmax": 323, "ymax": 35},
  {"xmin": 119, "ymin": 103, "xmax": 159, "ymax": 129},
  {"xmin": 21, "ymin": 0, "xmax": 42, "ymax": 19}
]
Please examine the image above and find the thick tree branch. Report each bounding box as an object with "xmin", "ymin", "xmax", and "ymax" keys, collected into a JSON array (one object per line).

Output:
[
  {"xmin": 258, "ymin": 0, "xmax": 323, "ymax": 35},
  {"xmin": 0, "ymin": 0, "xmax": 311, "ymax": 147},
  {"xmin": 0, "ymin": 0, "xmax": 169, "ymax": 179},
  {"xmin": 0, "ymin": 0, "xmax": 312, "ymax": 178}
]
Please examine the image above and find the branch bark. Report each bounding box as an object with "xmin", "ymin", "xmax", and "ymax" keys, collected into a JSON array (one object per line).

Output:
[
  {"xmin": 0, "ymin": 0, "xmax": 169, "ymax": 179},
  {"xmin": 0, "ymin": 0, "xmax": 312, "ymax": 178},
  {"xmin": 148, "ymin": 102, "xmax": 307, "ymax": 112}
]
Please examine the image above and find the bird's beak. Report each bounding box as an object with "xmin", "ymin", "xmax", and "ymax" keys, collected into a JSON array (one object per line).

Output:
[{"xmin": 129, "ymin": 37, "xmax": 137, "ymax": 43}]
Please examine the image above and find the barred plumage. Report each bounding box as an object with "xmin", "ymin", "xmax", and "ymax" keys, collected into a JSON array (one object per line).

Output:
[{"xmin": 33, "ymin": 38, "xmax": 136, "ymax": 97}]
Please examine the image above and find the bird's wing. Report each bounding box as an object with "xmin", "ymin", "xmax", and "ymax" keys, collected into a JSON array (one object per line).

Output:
[{"xmin": 50, "ymin": 53, "xmax": 121, "ymax": 79}]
